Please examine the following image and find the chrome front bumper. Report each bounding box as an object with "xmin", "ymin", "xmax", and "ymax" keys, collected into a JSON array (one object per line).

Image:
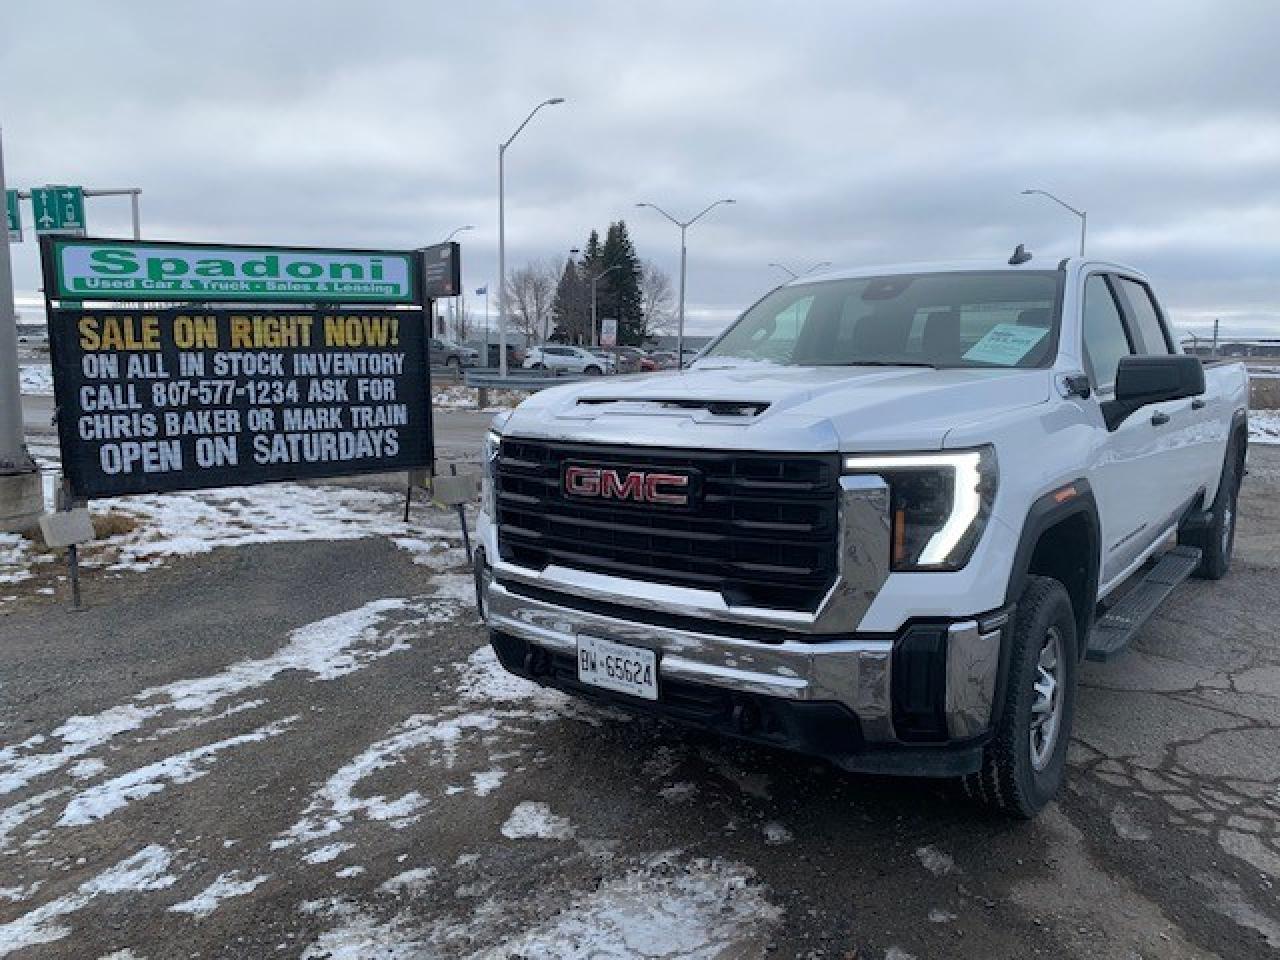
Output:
[{"xmin": 484, "ymin": 575, "xmax": 1005, "ymax": 744}]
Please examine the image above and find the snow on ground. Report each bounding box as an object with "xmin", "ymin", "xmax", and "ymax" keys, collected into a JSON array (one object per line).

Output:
[
  {"xmin": 55, "ymin": 716, "xmax": 297, "ymax": 827},
  {"xmin": 499, "ymin": 801, "xmax": 574, "ymax": 841},
  {"xmin": 167, "ymin": 871, "xmax": 270, "ymax": 919},
  {"xmin": 298, "ymin": 856, "xmax": 779, "ymax": 960},
  {"xmin": 432, "ymin": 385, "xmax": 523, "ymax": 412},
  {"xmin": 0, "ymin": 479, "xmax": 468, "ymax": 601},
  {"xmin": 0, "ymin": 595, "xmax": 452, "ymax": 849},
  {"xmin": 1250, "ymin": 410, "xmax": 1280, "ymax": 445},
  {"xmin": 18, "ymin": 364, "xmax": 53, "ymax": 396},
  {"xmin": 0, "ymin": 845, "xmax": 175, "ymax": 955}
]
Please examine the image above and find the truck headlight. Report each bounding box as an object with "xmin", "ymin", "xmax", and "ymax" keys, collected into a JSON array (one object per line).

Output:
[
  {"xmin": 482, "ymin": 429, "xmax": 502, "ymax": 517},
  {"xmin": 843, "ymin": 447, "xmax": 997, "ymax": 571}
]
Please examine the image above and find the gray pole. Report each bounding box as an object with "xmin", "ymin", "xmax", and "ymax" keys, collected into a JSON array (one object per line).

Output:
[
  {"xmin": 0, "ymin": 128, "xmax": 43, "ymax": 532},
  {"xmin": 130, "ymin": 190, "xmax": 141, "ymax": 240},
  {"xmin": 636, "ymin": 199, "xmax": 734, "ymax": 372},
  {"xmin": 497, "ymin": 144, "xmax": 507, "ymax": 377},
  {"xmin": 1079, "ymin": 211, "xmax": 1086, "ymax": 258},
  {"xmin": 590, "ymin": 274, "xmax": 598, "ymax": 349},
  {"xmin": 677, "ymin": 227, "xmax": 687, "ymax": 369}
]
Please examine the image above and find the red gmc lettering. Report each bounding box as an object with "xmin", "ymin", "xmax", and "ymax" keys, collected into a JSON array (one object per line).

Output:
[
  {"xmin": 644, "ymin": 473, "xmax": 690, "ymax": 504},
  {"xmin": 564, "ymin": 466, "xmax": 690, "ymax": 506}
]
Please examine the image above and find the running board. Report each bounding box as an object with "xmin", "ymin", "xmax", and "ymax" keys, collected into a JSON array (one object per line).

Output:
[{"xmin": 1086, "ymin": 546, "xmax": 1202, "ymax": 662}]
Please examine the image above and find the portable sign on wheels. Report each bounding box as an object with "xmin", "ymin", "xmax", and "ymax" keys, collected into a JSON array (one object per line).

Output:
[{"xmin": 38, "ymin": 236, "xmax": 442, "ymax": 605}]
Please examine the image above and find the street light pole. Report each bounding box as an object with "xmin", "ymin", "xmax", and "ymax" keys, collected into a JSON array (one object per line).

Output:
[
  {"xmin": 442, "ymin": 225, "xmax": 474, "ymax": 338},
  {"xmin": 1021, "ymin": 189, "xmax": 1086, "ymax": 257},
  {"xmin": 636, "ymin": 198, "xmax": 735, "ymax": 369},
  {"xmin": 0, "ymin": 128, "xmax": 42, "ymax": 532},
  {"xmin": 769, "ymin": 260, "xmax": 831, "ymax": 281},
  {"xmin": 497, "ymin": 98, "xmax": 565, "ymax": 378},
  {"xmin": 590, "ymin": 264, "xmax": 624, "ymax": 347}
]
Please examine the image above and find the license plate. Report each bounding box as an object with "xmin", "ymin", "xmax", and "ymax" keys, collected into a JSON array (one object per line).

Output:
[{"xmin": 576, "ymin": 636, "xmax": 658, "ymax": 701}]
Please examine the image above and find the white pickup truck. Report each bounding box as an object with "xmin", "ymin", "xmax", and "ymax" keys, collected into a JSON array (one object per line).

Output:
[{"xmin": 474, "ymin": 253, "xmax": 1249, "ymax": 818}]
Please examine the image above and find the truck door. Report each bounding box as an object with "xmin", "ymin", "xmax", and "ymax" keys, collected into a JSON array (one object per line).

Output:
[
  {"xmin": 1111, "ymin": 275, "xmax": 1224, "ymax": 504},
  {"xmin": 1080, "ymin": 272, "xmax": 1171, "ymax": 588}
]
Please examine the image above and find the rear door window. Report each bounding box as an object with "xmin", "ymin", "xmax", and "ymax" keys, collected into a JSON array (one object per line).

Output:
[{"xmin": 1114, "ymin": 277, "xmax": 1172, "ymax": 355}]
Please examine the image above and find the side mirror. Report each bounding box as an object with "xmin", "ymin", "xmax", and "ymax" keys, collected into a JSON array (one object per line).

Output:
[{"xmin": 1102, "ymin": 355, "xmax": 1205, "ymax": 430}]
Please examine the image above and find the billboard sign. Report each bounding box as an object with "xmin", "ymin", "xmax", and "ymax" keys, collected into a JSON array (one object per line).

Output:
[
  {"xmin": 44, "ymin": 238, "xmax": 419, "ymax": 304},
  {"xmin": 48, "ymin": 307, "xmax": 432, "ymax": 498},
  {"xmin": 420, "ymin": 241, "xmax": 461, "ymax": 299}
]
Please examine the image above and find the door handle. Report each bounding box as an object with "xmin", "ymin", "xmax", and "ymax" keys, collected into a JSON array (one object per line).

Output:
[
  {"xmin": 1191, "ymin": 398, "xmax": 1207, "ymax": 410},
  {"xmin": 1151, "ymin": 411, "xmax": 1171, "ymax": 426}
]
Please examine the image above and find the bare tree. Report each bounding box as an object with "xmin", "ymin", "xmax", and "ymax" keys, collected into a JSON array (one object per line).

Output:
[
  {"xmin": 639, "ymin": 260, "xmax": 676, "ymax": 340},
  {"xmin": 504, "ymin": 260, "xmax": 558, "ymax": 346},
  {"xmin": 448, "ymin": 292, "xmax": 473, "ymax": 343}
]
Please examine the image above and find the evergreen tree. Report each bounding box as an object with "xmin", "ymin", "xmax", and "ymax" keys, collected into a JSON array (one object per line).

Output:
[
  {"xmin": 549, "ymin": 256, "xmax": 587, "ymax": 344},
  {"xmin": 598, "ymin": 221, "xmax": 644, "ymax": 345}
]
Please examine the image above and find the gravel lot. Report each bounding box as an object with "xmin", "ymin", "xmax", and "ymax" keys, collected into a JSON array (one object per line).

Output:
[{"xmin": 1, "ymin": 449, "xmax": 1278, "ymax": 959}]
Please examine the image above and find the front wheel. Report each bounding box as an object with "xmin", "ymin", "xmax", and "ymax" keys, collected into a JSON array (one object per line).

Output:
[
  {"xmin": 961, "ymin": 575, "xmax": 1078, "ymax": 819},
  {"xmin": 584, "ymin": 365, "xmax": 603, "ymax": 376}
]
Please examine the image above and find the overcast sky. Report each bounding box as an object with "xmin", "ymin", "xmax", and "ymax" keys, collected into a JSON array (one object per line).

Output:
[{"xmin": 3, "ymin": 0, "xmax": 1278, "ymax": 339}]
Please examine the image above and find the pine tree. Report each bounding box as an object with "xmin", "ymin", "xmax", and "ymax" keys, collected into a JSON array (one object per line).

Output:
[
  {"xmin": 599, "ymin": 221, "xmax": 644, "ymax": 345},
  {"xmin": 549, "ymin": 256, "xmax": 587, "ymax": 344}
]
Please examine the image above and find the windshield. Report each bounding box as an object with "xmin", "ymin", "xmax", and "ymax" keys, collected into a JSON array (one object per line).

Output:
[{"xmin": 702, "ymin": 271, "xmax": 1062, "ymax": 369}]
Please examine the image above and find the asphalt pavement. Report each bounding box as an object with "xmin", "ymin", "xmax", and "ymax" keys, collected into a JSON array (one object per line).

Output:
[{"xmin": 1, "ymin": 409, "xmax": 1278, "ymax": 957}]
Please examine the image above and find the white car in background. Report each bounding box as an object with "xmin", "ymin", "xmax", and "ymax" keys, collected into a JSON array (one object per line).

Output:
[{"xmin": 524, "ymin": 345, "xmax": 616, "ymax": 375}]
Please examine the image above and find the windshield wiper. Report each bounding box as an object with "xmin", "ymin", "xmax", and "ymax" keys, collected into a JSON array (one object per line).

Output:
[{"xmin": 836, "ymin": 360, "xmax": 937, "ymax": 369}]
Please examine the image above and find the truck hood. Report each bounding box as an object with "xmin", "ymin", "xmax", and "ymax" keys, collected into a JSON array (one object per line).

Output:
[{"xmin": 499, "ymin": 361, "xmax": 1053, "ymax": 452}]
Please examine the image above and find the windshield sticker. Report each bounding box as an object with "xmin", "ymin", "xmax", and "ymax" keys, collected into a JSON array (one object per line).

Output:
[{"xmin": 962, "ymin": 323, "xmax": 1049, "ymax": 366}]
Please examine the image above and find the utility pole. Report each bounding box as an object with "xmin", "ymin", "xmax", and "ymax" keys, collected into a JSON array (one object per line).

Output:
[
  {"xmin": 636, "ymin": 198, "xmax": 735, "ymax": 369},
  {"xmin": 497, "ymin": 98, "xmax": 565, "ymax": 378},
  {"xmin": 0, "ymin": 129, "xmax": 43, "ymax": 532},
  {"xmin": 1212, "ymin": 317, "xmax": 1220, "ymax": 359}
]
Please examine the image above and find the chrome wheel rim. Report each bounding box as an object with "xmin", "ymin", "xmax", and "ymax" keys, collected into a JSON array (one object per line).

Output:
[{"xmin": 1030, "ymin": 626, "xmax": 1063, "ymax": 771}]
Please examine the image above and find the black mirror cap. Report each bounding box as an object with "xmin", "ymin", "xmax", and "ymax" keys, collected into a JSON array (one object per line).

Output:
[
  {"xmin": 1103, "ymin": 355, "xmax": 1205, "ymax": 430},
  {"xmin": 1115, "ymin": 354, "xmax": 1205, "ymax": 407}
]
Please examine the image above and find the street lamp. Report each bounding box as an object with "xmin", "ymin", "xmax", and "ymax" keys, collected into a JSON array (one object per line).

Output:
[
  {"xmin": 498, "ymin": 97, "xmax": 566, "ymax": 377},
  {"xmin": 591, "ymin": 264, "xmax": 625, "ymax": 347},
  {"xmin": 768, "ymin": 260, "xmax": 831, "ymax": 281},
  {"xmin": 444, "ymin": 224, "xmax": 474, "ymax": 242},
  {"xmin": 440, "ymin": 226, "xmax": 474, "ymax": 335},
  {"xmin": 1021, "ymin": 189, "xmax": 1086, "ymax": 257},
  {"xmin": 636, "ymin": 198, "xmax": 735, "ymax": 369}
]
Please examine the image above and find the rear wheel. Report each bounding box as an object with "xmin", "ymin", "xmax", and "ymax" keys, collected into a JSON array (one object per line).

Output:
[
  {"xmin": 584, "ymin": 365, "xmax": 603, "ymax": 375},
  {"xmin": 961, "ymin": 575, "xmax": 1078, "ymax": 819},
  {"xmin": 1179, "ymin": 439, "xmax": 1241, "ymax": 580}
]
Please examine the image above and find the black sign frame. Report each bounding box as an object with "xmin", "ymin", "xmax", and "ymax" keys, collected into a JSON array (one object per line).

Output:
[{"xmin": 40, "ymin": 236, "xmax": 438, "ymax": 500}]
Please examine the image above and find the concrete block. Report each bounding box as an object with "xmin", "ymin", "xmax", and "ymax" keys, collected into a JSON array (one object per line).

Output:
[{"xmin": 0, "ymin": 468, "xmax": 44, "ymax": 533}]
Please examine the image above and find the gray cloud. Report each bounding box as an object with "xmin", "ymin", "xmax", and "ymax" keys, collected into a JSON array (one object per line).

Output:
[{"xmin": 3, "ymin": 0, "xmax": 1277, "ymax": 338}]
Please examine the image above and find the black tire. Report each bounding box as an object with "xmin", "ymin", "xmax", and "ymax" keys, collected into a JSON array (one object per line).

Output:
[
  {"xmin": 962, "ymin": 575, "xmax": 1078, "ymax": 819},
  {"xmin": 584, "ymin": 365, "xmax": 603, "ymax": 376},
  {"xmin": 1178, "ymin": 438, "xmax": 1242, "ymax": 580}
]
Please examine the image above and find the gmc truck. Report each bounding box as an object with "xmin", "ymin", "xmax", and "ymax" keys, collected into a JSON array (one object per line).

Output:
[{"xmin": 473, "ymin": 254, "xmax": 1249, "ymax": 818}]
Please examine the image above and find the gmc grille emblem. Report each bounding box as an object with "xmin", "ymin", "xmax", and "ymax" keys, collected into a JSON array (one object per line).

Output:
[{"xmin": 563, "ymin": 464, "xmax": 692, "ymax": 507}]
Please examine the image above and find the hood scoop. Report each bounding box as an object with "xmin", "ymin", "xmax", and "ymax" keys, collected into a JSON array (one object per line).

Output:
[{"xmin": 575, "ymin": 396, "xmax": 771, "ymax": 418}]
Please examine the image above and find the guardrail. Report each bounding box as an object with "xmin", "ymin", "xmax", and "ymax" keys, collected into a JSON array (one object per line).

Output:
[
  {"xmin": 459, "ymin": 368, "xmax": 590, "ymax": 409},
  {"xmin": 463, "ymin": 368, "xmax": 589, "ymax": 390}
]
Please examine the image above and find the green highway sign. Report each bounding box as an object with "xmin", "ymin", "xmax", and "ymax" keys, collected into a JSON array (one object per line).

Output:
[
  {"xmin": 5, "ymin": 190, "xmax": 20, "ymax": 243},
  {"xmin": 32, "ymin": 185, "xmax": 86, "ymax": 236},
  {"xmin": 45, "ymin": 238, "xmax": 420, "ymax": 304}
]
